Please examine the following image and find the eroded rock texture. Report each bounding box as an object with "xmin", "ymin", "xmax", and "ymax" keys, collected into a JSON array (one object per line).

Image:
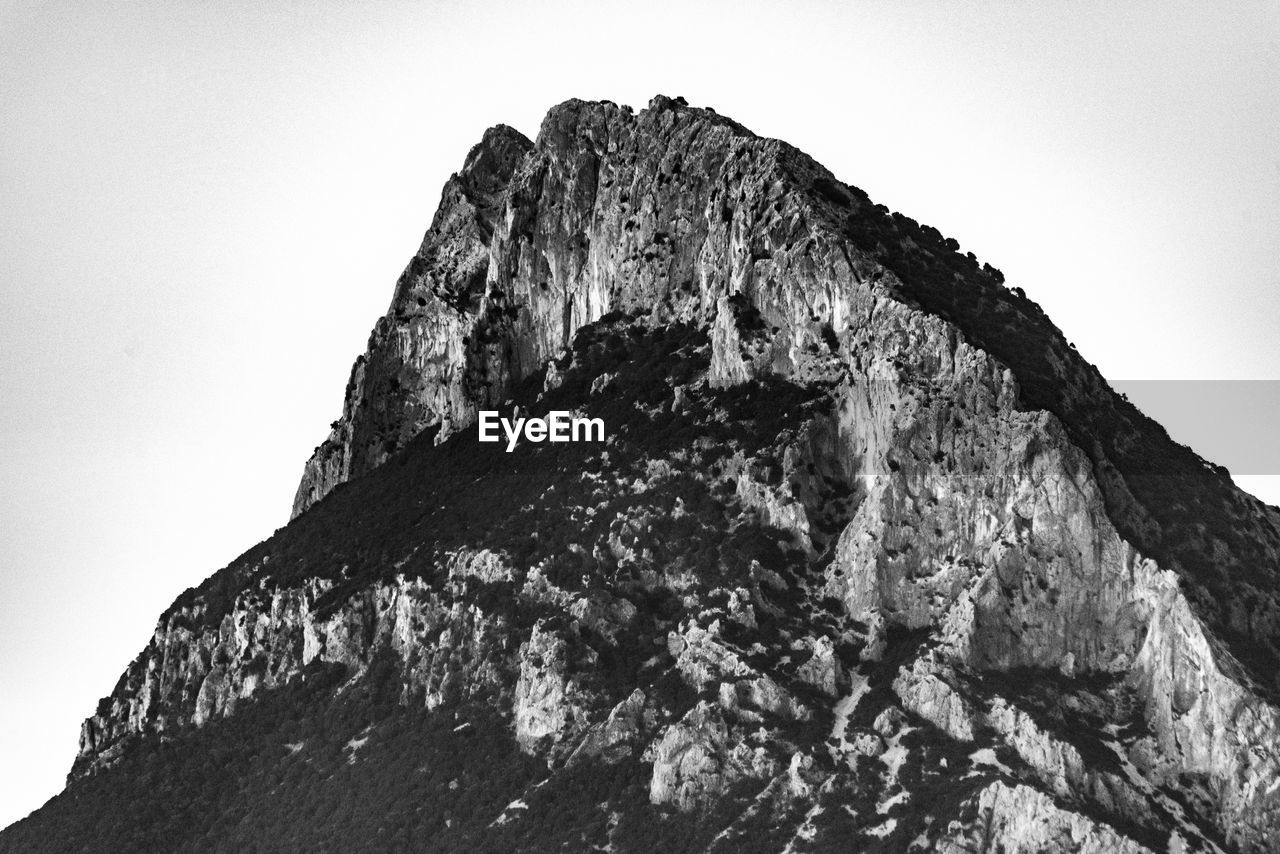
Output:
[{"xmin": 45, "ymin": 96, "xmax": 1280, "ymax": 853}]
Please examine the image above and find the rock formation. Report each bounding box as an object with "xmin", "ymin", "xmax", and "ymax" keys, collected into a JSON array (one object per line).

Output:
[{"xmin": 8, "ymin": 95, "xmax": 1280, "ymax": 853}]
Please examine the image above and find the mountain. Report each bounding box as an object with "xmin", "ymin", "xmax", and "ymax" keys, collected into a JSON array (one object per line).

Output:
[{"xmin": 5, "ymin": 95, "xmax": 1280, "ymax": 854}]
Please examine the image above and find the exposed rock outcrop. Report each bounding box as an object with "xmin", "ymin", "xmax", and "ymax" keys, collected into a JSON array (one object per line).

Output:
[
  {"xmin": 292, "ymin": 125, "xmax": 533, "ymax": 517},
  {"xmin": 935, "ymin": 781, "xmax": 1156, "ymax": 854}
]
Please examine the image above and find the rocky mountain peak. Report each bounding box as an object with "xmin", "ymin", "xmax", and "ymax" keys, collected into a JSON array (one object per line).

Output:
[
  {"xmin": 445, "ymin": 123, "xmax": 532, "ymax": 231},
  {"xmin": 290, "ymin": 94, "xmax": 853, "ymax": 520},
  {"xmin": 10, "ymin": 96, "xmax": 1280, "ymax": 853}
]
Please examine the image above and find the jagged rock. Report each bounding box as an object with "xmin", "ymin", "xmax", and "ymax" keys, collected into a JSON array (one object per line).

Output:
[
  {"xmin": 565, "ymin": 688, "xmax": 646, "ymax": 766},
  {"xmin": 669, "ymin": 620, "xmax": 806, "ymax": 720},
  {"xmin": 849, "ymin": 730, "xmax": 885, "ymax": 757},
  {"xmin": 893, "ymin": 656, "xmax": 976, "ymax": 741},
  {"xmin": 647, "ymin": 701, "xmax": 776, "ymax": 811},
  {"xmin": 795, "ymin": 635, "xmax": 840, "ymax": 696},
  {"xmin": 513, "ymin": 622, "xmax": 591, "ymax": 752},
  {"xmin": 76, "ymin": 572, "xmax": 513, "ymax": 771},
  {"xmin": 933, "ymin": 781, "xmax": 1154, "ymax": 854}
]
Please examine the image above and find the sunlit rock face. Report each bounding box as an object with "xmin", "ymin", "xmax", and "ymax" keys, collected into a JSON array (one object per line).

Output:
[
  {"xmin": 41, "ymin": 96, "xmax": 1280, "ymax": 853},
  {"xmin": 292, "ymin": 95, "xmax": 861, "ymax": 517},
  {"xmin": 292, "ymin": 125, "xmax": 533, "ymax": 517}
]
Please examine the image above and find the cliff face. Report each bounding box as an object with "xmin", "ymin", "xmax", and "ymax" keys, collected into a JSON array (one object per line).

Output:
[
  {"xmin": 293, "ymin": 96, "xmax": 835, "ymax": 518},
  {"xmin": 292, "ymin": 124, "xmax": 533, "ymax": 517},
  {"xmin": 20, "ymin": 96, "xmax": 1280, "ymax": 853}
]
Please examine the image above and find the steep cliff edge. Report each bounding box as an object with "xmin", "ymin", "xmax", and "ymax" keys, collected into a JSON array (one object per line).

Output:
[
  {"xmin": 292, "ymin": 123, "xmax": 533, "ymax": 517},
  {"xmin": 10, "ymin": 96, "xmax": 1280, "ymax": 853}
]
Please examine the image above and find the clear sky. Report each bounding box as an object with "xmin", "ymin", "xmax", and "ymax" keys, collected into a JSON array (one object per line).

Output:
[{"xmin": 2, "ymin": 0, "xmax": 1278, "ymax": 830}]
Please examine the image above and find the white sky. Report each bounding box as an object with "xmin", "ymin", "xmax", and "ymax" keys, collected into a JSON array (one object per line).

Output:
[{"xmin": 2, "ymin": 0, "xmax": 1278, "ymax": 830}]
